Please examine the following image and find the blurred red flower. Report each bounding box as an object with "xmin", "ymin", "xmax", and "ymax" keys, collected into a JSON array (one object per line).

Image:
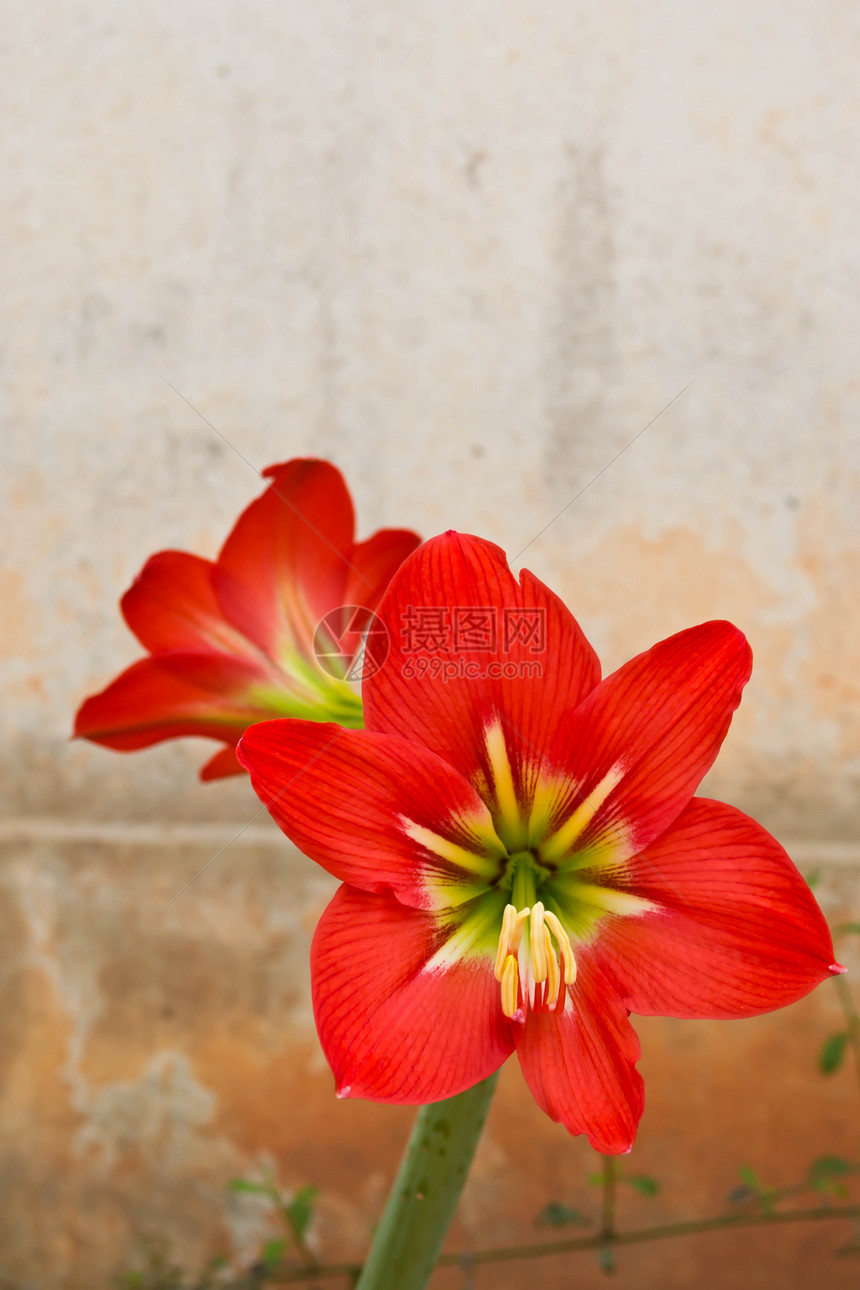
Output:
[
  {"xmin": 238, "ymin": 531, "xmax": 840, "ymax": 1152},
  {"xmin": 74, "ymin": 459, "xmax": 420, "ymax": 780}
]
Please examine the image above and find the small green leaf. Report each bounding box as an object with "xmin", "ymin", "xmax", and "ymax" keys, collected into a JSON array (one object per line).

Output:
[
  {"xmin": 733, "ymin": 1166, "xmax": 776, "ymax": 1213},
  {"xmin": 285, "ymin": 1184, "xmax": 318, "ymax": 1240},
  {"xmin": 587, "ymin": 1171, "xmax": 605, "ymax": 1188},
  {"xmin": 625, "ymin": 1174, "xmax": 659, "ymax": 1197},
  {"xmin": 810, "ymin": 1155, "xmax": 852, "ymax": 1181},
  {"xmin": 805, "ymin": 870, "xmax": 821, "ymax": 890},
  {"xmin": 535, "ymin": 1202, "xmax": 590, "ymax": 1228},
  {"xmin": 819, "ymin": 1032, "xmax": 849, "ymax": 1074},
  {"xmin": 835, "ymin": 922, "xmax": 860, "ymax": 937},
  {"xmin": 597, "ymin": 1243, "xmax": 616, "ymax": 1275},
  {"xmin": 229, "ymin": 1178, "xmax": 272, "ymax": 1197},
  {"xmin": 809, "ymin": 1155, "xmax": 853, "ymax": 1195},
  {"xmin": 261, "ymin": 1238, "xmax": 287, "ymax": 1269}
]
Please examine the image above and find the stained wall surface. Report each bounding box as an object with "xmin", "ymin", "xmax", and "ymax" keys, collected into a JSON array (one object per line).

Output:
[{"xmin": 2, "ymin": 3, "xmax": 859, "ymax": 1286}]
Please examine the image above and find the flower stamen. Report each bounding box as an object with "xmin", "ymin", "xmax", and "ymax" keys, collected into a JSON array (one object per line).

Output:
[
  {"xmin": 544, "ymin": 927, "xmax": 561, "ymax": 1008},
  {"xmin": 530, "ymin": 902, "xmax": 548, "ymax": 982},
  {"xmin": 544, "ymin": 908, "xmax": 578, "ymax": 985},
  {"xmin": 493, "ymin": 903, "xmax": 530, "ymax": 980},
  {"xmin": 500, "ymin": 953, "xmax": 520, "ymax": 1019},
  {"xmin": 494, "ymin": 901, "xmax": 576, "ymax": 1016},
  {"xmin": 493, "ymin": 905, "xmax": 516, "ymax": 980}
]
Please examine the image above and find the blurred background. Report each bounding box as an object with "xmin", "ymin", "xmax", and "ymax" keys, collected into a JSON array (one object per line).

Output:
[{"xmin": 2, "ymin": 2, "xmax": 859, "ymax": 1286}]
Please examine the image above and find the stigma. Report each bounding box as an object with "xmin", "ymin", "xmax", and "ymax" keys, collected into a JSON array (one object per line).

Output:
[{"xmin": 493, "ymin": 900, "xmax": 577, "ymax": 1020}]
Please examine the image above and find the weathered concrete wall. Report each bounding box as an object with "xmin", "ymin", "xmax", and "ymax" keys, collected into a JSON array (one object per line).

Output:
[
  {"xmin": 1, "ymin": 825, "xmax": 858, "ymax": 1288},
  {"xmin": 2, "ymin": 1, "xmax": 859, "ymax": 1285}
]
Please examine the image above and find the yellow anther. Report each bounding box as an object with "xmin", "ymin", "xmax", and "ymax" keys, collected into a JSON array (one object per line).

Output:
[
  {"xmin": 530, "ymin": 902, "xmax": 548, "ymax": 981},
  {"xmin": 500, "ymin": 954, "xmax": 520, "ymax": 1019},
  {"xmin": 544, "ymin": 908, "xmax": 577, "ymax": 985},
  {"xmin": 493, "ymin": 905, "xmax": 517, "ymax": 981},
  {"xmin": 511, "ymin": 906, "xmax": 530, "ymax": 952},
  {"xmin": 544, "ymin": 927, "xmax": 561, "ymax": 1009},
  {"xmin": 494, "ymin": 904, "xmax": 532, "ymax": 981}
]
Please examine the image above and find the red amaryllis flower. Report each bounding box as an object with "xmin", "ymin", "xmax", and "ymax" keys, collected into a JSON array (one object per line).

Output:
[
  {"xmin": 237, "ymin": 532, "xmax": 840, "ymax": 1152},
  {"xmin": 74, "ymin": 460, "xmax": 420, "ymax": 780}
]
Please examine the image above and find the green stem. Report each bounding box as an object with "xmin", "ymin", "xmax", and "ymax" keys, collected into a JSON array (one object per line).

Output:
[{"xmin": 353, "ymin": 1072, "xmax": 499, "ymax": 1290}]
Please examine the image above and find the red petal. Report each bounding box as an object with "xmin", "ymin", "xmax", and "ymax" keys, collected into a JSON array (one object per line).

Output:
[
  {"xmin": 363, "ymin": 532, "xmax": 601, "ymax": 788},
  {"xmin": 342, "ymin": 528, "xmax": 423, "ymax": 611},
  {"xmin": 73, "ymin": 657, "xmax": 258, "ymax": 751},
  {"xmin": 237, "ymin": 719, "xmax": 504, "ymax": 909},
  {"xmin": 591, "ymin": 798, "xmax": 838, "ymax": 1018},
  {"xmin": 199, "ymin": 745, "xmax": 244, "ymax": 781},
  {"xmin": 213, "ymin": 460, "xmax": 356, "ymax": 661},
  {"xmin": 546, "ymin": 621, "xmax": 752, "ymax": 856},
  {"xmin": 153, "ymin": 650, "xmax": 275, "ymax": 697},
  {"xmin": 515, "ymin": 955, "xmax": 644, "ymax": 1154},
  {"xmin": 121, "ymin": 551, "xmax": 259, "ymax": 658},
  {"xmin": 312, "ymin": 885, "xmax": 514, "ymax": 1102}
]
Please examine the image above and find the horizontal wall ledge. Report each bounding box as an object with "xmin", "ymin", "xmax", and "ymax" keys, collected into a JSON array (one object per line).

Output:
[{"xmin": 1, "ymin": 816, "xmax": 859, "ymax": 868}]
